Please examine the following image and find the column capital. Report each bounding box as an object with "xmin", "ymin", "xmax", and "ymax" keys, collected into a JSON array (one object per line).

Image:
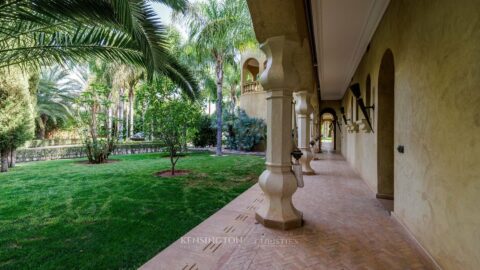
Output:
[
  {"xmin": 294, "ymin": 91, "xmax": 312, "ymax": 116},
  {"xmin": 259, "ymin": 36, "xmax": 301, "ymax": 91}
]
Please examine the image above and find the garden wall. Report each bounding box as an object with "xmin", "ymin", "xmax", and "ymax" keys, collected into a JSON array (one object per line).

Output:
[
  {"xmin": 16, "ymin": 143, "xmax": 165, "ymax": 163},
  {"xmin": 24, "ymin": 139, "xmax": 83, "ymax": 148}
]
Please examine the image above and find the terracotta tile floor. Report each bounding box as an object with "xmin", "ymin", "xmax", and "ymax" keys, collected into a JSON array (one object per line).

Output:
[{"xmin": 140, "ymin": 152, "xmax": 437, "ymax": 270}]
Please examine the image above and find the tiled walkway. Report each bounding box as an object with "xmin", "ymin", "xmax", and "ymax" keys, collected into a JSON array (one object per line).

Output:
[{"xmin": 141, "ymin": 153, "xmax": 437, "ymax": 270}]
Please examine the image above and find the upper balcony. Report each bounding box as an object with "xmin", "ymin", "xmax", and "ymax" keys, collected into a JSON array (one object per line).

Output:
[
  {"xmin": 240, "ymin": 50, "xmax": 267, "ymax": 96},
  {"xmin": 242, "ymin": 81, "xmax": 262, "ymax": 94}
]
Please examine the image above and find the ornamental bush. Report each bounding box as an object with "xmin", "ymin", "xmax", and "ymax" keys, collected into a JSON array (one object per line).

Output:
[
  {"xmin": 149, "ymin": 98, "xmax": 201, "ymax": 175},
  {"xmin": 224, "ymin": 109, "xmax": 266, "ymax": 151},
  {"xmin": 193, "ymin": 114, "xmax": 216, "ymax": 147}
]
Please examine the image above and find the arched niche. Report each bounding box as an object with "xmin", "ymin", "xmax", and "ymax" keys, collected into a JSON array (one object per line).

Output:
[{"xmin": 376, "ymin": 49, "xmax": 395, "ymax": 203}]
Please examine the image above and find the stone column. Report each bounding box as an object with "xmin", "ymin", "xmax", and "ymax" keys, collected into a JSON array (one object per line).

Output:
[
  {"xmin": 255, "ymin": 36, "xmax": 302, "ymax": 230},
  {"xmin": 294, "ymin": 91, "xmax": 315, "ymax": 175},
  {"xmin": 311, "ymin": 112, "xmax": 320, "ymax": 155},
  {"xmin": 318, "ymin": 119, "xmax": 323, "ymax": 152}
]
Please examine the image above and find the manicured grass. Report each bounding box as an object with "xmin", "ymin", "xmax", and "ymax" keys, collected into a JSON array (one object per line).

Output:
[{"xmin": 0, "ymin": 152, "xmax": 265, "ymax": 270}]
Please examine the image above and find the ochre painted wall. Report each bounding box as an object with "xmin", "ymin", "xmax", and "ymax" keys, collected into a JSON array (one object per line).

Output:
[
  {"xmin": 340, "ymin": 0, "xmax": 480, "ymax": 269},
  {"xmin": 238, "ymin": 91, "xmax": 267, "ymax": 120}
]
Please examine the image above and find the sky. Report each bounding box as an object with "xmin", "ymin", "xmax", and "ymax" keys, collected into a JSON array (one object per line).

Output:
[
  {"xmin": 151, "ymin": 3, "xmax": 173, "ymax": 25},
  {"xmin": 151, "ymin": 2, "xmax": 192, "ymax": 39}
]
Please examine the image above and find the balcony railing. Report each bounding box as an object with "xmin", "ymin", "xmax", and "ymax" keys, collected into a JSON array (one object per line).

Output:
[{"xmin": 242, "ymin": 81, "xmax": 261, "ymax": 94}]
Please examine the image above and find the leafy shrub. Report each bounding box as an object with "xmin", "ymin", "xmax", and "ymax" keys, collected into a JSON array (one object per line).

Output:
[
  {"xmin": 193, "ymin": 114, "xmax": 216, "ymax": 147},
  {"xmin": 150, "ymin": 98, "xmax": 201, "ymax": 175},
  {"xmin": 224, "ymin": 109, "xmax": 266, "ymax": 151},
  {"xmin": 77, "ymin": 83, "xmax": 117, "ymax": 164},
  {"xmin": 0, "ymin": 68, "xmax": 35, "ymax": 172}
]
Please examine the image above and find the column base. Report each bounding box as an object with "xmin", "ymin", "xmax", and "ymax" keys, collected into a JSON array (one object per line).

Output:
[
  {"xmin": 299, "ymin": 148, "xmax": 315, "ymax": 175},
  {"xmin": 376, "ymin": 193, "xmax": 394, "ymax": 200},
  {"xmin": 256, "ymin": 167, "xmax": 303, "ymax": 230},
  {"xmin": 256, "ymin": 212, "xmax": 303, "ymax": 230}
]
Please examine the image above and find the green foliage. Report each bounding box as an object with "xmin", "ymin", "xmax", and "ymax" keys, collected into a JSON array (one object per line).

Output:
[
  {"xmin": 35, "ymin": 65, "xmax": 82, "ymax": 139},
  {"xmin": 77, "ymin": 83, "xmax": 117, "ymax": 164},
  {"xmin": 224, "ymin": 109, "xmax": 266, "ymax": 151},
  {"xmin": 179, "ymin": 0, "xmax": 256, "ymax": 64},
  {"xmin": 135, "ymin": 76, "xmax": 178, "ymax": 137},
  {"xmin": 0, "ymin": 0, "xmax": 199, "ymax": 98},
  {"xmin": 193, "ymin": 114, "xmax": 217, "ymax": 147},
  {"xmin": 0, "ymin": 68, "xmax": 35, "ymax": 171},
  {"xmin": 176, "ymin": 0, "xmax": 256, "ymax": 154},
  {"xmin": 150, "ymin": 98, "xmax": 201, "ymax": 174}
]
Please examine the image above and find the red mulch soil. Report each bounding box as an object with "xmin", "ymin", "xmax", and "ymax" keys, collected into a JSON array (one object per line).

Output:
[
  {"xmin": 154, "ymin": 170, "xmax": 191, "ymax": 177},
  {"xmin": 75, "ymin": 159, "xmax": 121, "ymax": 165}
]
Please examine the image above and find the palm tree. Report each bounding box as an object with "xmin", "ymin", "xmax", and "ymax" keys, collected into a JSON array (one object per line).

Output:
[
  {"xmin": 123, "ymin": 67, "xmax": 143, "ymax": 138},
  {"xmin": 224, "ymin": 63, "xmax": 240, "ymax": 114},
  {"xmin": 177, "ymin": 0, "xmax": 255, "ymax": 155},
  {"xmin": 35, "ymin": 66, "xmax": 84, "ymax": 139},
  {"xmin": 0, "ymin": 0, "xmax": 198, "ymax": 98}
]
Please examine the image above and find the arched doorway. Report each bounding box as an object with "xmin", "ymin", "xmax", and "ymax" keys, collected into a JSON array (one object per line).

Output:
[
  {"xmin": 319, "ymin": 108, "xmax": 339, "ymax": 152},
  {"xmin": 377, "ymin": 49, "xmax": 395, "ymax": 203}
]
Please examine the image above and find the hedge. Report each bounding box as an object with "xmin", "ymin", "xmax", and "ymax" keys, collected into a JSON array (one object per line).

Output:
[{"xmin": 16, "ymin": 142, "xmax": 165, "ymax": 163}]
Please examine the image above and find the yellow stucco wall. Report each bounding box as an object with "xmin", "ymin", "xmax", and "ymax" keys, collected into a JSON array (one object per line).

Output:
[
  {"xmin": 340, "ymin": 0, "xmax": 480, "ymax": 269},
  {"xmin": 239, "ymin": 91, "xmax": 267, "ymax": 120}
]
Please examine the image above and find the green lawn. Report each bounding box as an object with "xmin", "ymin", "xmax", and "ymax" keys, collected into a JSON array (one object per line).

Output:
[{"xmin": 0, "ymin": 152, "xmax": 264, "ymax": 270}]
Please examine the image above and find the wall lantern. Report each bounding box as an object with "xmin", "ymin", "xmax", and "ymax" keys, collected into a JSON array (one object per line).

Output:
[
  {"xmin": 339, "ymin": 107, "xmax": 349, "ymax": 125},
  {"xmin": 349, "ymin": 83, "xmax": 374, "ymax": 132},
  {"xmin": 335, "ymin": 119, "xmax": 342, "ymax": 133}
]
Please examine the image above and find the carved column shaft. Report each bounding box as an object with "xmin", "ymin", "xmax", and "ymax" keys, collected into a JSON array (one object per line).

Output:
[
  {"xmin": 255, "ymin": 36, "xmax": 302, "ymax": 230},
  {"xmin": 294, "ymin": 91, "xmax": 315, "ymax": 174}
]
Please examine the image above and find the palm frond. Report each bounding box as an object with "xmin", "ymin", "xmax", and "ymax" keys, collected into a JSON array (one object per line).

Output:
[{"xmin": 0, "ymin": 0, "xmax": 199, "ymax": 99}]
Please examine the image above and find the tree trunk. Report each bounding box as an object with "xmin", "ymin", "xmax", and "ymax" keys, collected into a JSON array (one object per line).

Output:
[
  {"xmin": 126, "ymin": 108, "xmax": 129, "ymax": 139},
  {"xmin": 230, "ymin": 85, "xmax": 237, "ymax": 114},
  {"xmin": 9, "ymin": 149, "xmax": 16, "ymax": 168},
  {"xmin": 107, "ymin": 92, "xmax": 113, "ymax": 140},
  {"xmin": 117, "ymin": 88, "xmax": 125, "ymax": 141},
  {"xmin": 128, "ymin": 87, "xmax": 134, "ymax": 139},
  {"xmin": 150, "ymin": 119, "xmax": 154, "ymax": 141},
  {"xmin": 90, "ymin": 102, "xmax": 98, "ymax": 141},
  {"xmin": 215, "ymin": 58, "xmax": 224, "ymax": 156},
  {"xmin": 208, "ymin": 98, "xmax": 211, "ymax": 115},
  {"xmin": 141, "ymin": 100, "xmax": 148, "ymax": 134},
  {"xmin": 1, "ymin": 149, "xmax": 9, "ymax": 172},
  {"xmin": 170, "ymin": 150, "xmax": 176, "ymax": 175},
  {"xmin": 183, "ymin": 127, "xmax": 187, "ymax": 151},
  {"xmin": 39, "ymin": 115, "xmax": 48, "ymax": 140}
]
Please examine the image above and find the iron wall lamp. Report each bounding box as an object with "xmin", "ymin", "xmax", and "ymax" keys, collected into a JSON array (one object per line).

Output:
[
  {"xmin": 339, "ymin": 107, "xmax": 349, "ymax": 125},
  {"xmin": 349, "ymin": 83, "xmax": 374, "ymax": 132}
]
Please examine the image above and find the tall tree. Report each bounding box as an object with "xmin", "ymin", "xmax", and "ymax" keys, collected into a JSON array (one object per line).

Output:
[
  {"xmin": 35, "ymin": 66, "xmax": 83, "ymax": 139},
  {"xmin": 178, "ymin": 0, "xmax": 255, "ymax": 155},
  {"xmin": 224, "ymin": 63, "xmax": 240, "ymax": 114},
  {"xmin": 112, "ymin": 65, "xmax": 141, "ymax": 140},
  {"xmin": 0, "ymin": 68, "xmax": 34, "ymax": 172},
  {"xmin": 89, "ymin": 62, "xmax": 115, "ymax": 138},
  {"xmin": 0, "ymin": 0, "xmax": 198, "ymax": 98},
  {"xmin": 124, "ymin": 67, "xmax": 143, "ymax": 138}
]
